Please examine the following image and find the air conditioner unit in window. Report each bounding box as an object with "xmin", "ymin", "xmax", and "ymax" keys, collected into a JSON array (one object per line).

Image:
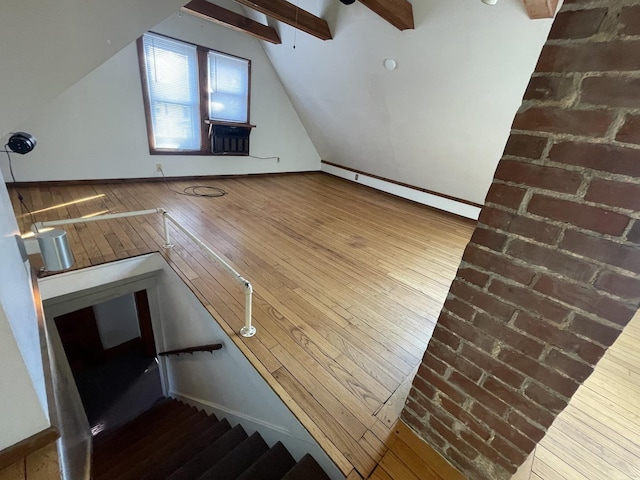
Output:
[{"xmin": 211, "ymin": 125, "xmax": 251, "ymax": 155}]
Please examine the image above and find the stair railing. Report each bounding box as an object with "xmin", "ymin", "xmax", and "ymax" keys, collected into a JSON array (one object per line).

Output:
[{"xmin": 30, "ymin": 208, "xmax": 256, "ymax": 338}]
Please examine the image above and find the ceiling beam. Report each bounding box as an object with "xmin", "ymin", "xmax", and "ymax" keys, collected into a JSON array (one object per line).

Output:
[
  {"xmin": 182, "ymin": 0, "xmax": 281, "ymax": 44},
  {"xmin": 358, "ymin": 0, "xmax": 414, "ymax": 30},
  {"xmin": 522, "ymin": 0, "xmax": 559, "ymax": 19},
  {"xmin": 234, "ymin": 0, "xmax": 332, "ymax": 41}
]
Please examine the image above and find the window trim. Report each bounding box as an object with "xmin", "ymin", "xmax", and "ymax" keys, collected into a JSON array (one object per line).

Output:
[{"xmin": 137, "ymin": 32, "xmax": 252, "ymax": 156}]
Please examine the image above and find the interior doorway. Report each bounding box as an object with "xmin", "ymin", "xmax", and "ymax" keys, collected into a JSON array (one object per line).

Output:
[{"xmin": 53, "ymin": 290, "xmax": 163, "ymax": 434}]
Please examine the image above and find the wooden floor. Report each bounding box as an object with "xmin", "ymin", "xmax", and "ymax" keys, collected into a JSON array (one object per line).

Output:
[
  {"xmin": 532, "ymin": 309, "xmax": 640, "ymax": 480},
  {"xmin": 11, "ymin": 173, "xmax": 639, "ymax": 480},
  {"xmin": 11, "ymin": 173, "xmax": 475, "ymax": 479}
]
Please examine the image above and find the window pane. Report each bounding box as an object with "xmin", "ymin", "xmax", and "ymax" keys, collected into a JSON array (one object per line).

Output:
[
  {"xmin": 208, "ymin": 52, "xmax": 249, "ymax": 123},
  {"xmin": 143, "ymin": 33, "xmax": 201, "ymax": 150}
]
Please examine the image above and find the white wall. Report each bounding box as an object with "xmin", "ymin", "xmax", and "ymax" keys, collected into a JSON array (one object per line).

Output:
[
  {"xmin": 255, "ymin": 0, "xmax": 557, "ymax": 205},
  {"xmin": 93, "ymin": 294, "xmax": 141, "ymax": 349},
  {"xmin": 4, "ymin": 3, "xmax": 320, "ymax": 182},
  {"xmin": 0, "ymin": 0, "xmax": 186, "ymax": 137},
  {"xmin": 0, "ymin": 172, "xmax": 49, "ymax": 449}
]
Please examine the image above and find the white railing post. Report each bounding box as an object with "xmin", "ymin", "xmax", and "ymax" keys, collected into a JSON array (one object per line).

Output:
[
  {"xmin": 240, "ymin": 280, "xmax": 256, "ymax": 338},
  {"xmin": 161, "ymin": 212, "xmax": 256, "ymax": 338},
  {"xmin": 160, "ymin": 209, "xmax": 173, "ymax": 249}
]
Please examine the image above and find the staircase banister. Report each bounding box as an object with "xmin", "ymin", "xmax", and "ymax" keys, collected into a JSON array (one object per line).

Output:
[{"xmin": 158, "ymin": 343, "xmax": 223, "ymax": 356}]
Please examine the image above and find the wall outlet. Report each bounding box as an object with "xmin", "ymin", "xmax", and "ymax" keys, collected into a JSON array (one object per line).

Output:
[
  {"xmin": 355, "ymin": 174, "xmax": 359, "ymax": 181},
  {"xmin": 156, "ymin": 164, "xmax": 163, "ymax": 173}
]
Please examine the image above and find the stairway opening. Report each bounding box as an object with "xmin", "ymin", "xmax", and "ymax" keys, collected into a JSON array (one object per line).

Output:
[{"xmin": 53, "ymin": 289, "xmax": 163, "ymax": 434}]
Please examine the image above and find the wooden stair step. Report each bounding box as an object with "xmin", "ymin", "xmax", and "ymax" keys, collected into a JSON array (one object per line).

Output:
[
  {"xmin": 281, "ymin": 454, "xmax": 331, "ymax": 480},
  {"xmin": 140, "ymin": 417, "xmax": 232, "ymax": 480},
  {"xmin": 118, "ymin": 411, "xmax": 220, "ymax": 480},
  {"xmin": 93, "ymin": 402, "xmax": 196, "ymax": 474},
  {"xmin": 197, "ymin": 431, "xmax": 269, "ymax": 480},
  {"xmin": 167, "ymin": 424, "xmax": 248, "ymax": 480},
  {"xmin": 236, "ymin": 441, "xmax": 296, "ymax": 480},
  {"xmin": 93, "ymin": 397, "xmax": 177, "ymax": 447},
  {"xmin": 96, "ymin": 407, "xmax": 204, "ymax": 479}
]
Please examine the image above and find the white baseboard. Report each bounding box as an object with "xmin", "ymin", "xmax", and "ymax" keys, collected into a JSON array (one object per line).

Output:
[{"xmin": 321, "ymin": 163, "xmax": 481, "ymax": 220}]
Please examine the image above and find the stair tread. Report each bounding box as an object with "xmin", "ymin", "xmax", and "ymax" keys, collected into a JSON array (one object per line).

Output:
[
  {"xmin": 281, "ymin": 454, "xmax": 331, "ymax": 480},
  {"xmin": 95, "ymin": 407, "xmax": 204, "ymax": 479},
  {"xmin": 117, "ymin": 411, "xmax": 220, "ymax": 480},
  {"xmin": 197, "ymin": 431, "xmax": 269, "ymax": 480},
  {"xmin": 236, "ymin": 441, "xmax": 296, "ymax": 480},
  {"xmin": 167, "ymin": 424, "xmax": 248, "ymax": 480}
]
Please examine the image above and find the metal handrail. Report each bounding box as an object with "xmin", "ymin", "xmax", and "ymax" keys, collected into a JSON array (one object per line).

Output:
[
  {"xmin": 31, "ymin": 208, "xmax": 256, "ymax": 337},
  {"xmin": 158, "ymin": 343, "xmax": 223, "ymax": 356}
]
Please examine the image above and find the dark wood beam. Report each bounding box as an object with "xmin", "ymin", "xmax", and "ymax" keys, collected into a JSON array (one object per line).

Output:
[
  {"xmin": 235, "ymin": 0, "xmax": 332, "ymax": 41},
  {"xmin": 182, "ymin": 0, "xmax": 281, "ymax": 44},
  {"xmin": 522, "ymin": 0, "xmax": 559, "ymax": 19},
  {"xmin": 358, "ymin": 0, "xmax": 414, "ymax": 30}
]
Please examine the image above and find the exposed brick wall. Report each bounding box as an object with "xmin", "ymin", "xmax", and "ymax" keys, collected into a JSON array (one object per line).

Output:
[{"xmin": 402, "ymin": 1, "xmax": 640, "ymax": 478}]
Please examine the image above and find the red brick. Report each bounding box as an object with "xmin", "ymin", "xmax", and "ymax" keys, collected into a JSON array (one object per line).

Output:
[
  {"xmin": 457, "ymin": 267, "xmax": 490, "ymax": 288},
  {"xmin": 460, "ymin": 429, "xmax": 518, "ymax": 474},
  {"xmin": 595, "ymin": 270, "xmax": 640, "ymax": 299},
  {"xmin": 524, "ymin": 76, "xmax": 574, "ymax": 102},
  {"xmin": 528, "ymin": 194, "xmax": 631, "ymax": 236},
  {"xmin": 444, "ymin": 295, "xmax": 477, "ymax": 319},
  {"xmin": 485, "ymin": 183, "xmax": 527, "ymax": 210},
  {"xmin": 495, "ymin": 160, "xmax": 583, "ymax": 194},
  {"xmin": 497, "ymin": 347, "xmax": 580, "ymax": 398},
  {"xmin": 628, "ymin": 221, "xmax": 640, "ymax": 243},
  {"xmin": 478, "ymin": 207, "xmax": 514, "ymax": 230},
  {"xmin": 470, "ymin": 226, "xmax": 508, "ymax": 252},
  {"xmin": 464, "ymin": 245, "xmax": 536, "ymax": 286},
  {"xmin": 533, "ymin": 274, "xmax": 637, "ymax": 326},
  {"xmin": 507, "ymin": 216, "xmax": 562, "ymax": 244},
  {"xmin": 616, "ymin": 114, "xmax": 640, "ymax": 145},
  {"xmin": 410, "ymin": 375, "xmax": 437, "ymax": 401},
  {"xmin": 429, "ymin": 415, "xmax": 480, "ymax": 460},
  {"xmin": 561, "ymin": 229, "xmax": 640, "ymax": 274},
  {"xmin": 581, "ymin": 76, "xmax": 640, "ymax": 108},
  {"xmin": 620, "ymin": 5, "xmax": 640, "ymax": 35},
  {"xmin": 506, "ymin": 238, "xmax": 597, "ymax": 283},
  {"xmin": 406, "ymin": 396, "xmax": 428, "ymax": 418},
  {"xmin": 440, "ymin": 396, "xmax": 492, "ymax": 441},
  {"xmin": 569, "ymin": 315, "xmax": 623, "ymax": 348},
  {"xmin": 549, "ymin": 141, "xmax": 640, "ymax": 178},
  {"xmin": 488, "ymin": 279, "xmax": 571, "ymax": 323},
  {"xmin": 445, "ymin": 446, "xmax": 477, "ymax": 475},
  {"xmin": 431, "ymin": 323, "xmax": 462, "ymax": 351},
  {"xmin": 429, "ymin": 400, "xmax": 456, "ymax": 428},
  {"xmin": 585, "ymin": 178, "xmax": 640, "ymax": 211},
  {"xmin": 548, "ymin": 8, "xmax": 607, "ymax": 39},
  {"xmin": 449, "ymin": 371, "xmax": 510, "ymax": 416},
  {"xmin": 417, "ymin": 361, "xmax": 467, "ymax": 404},
  {"xmin": 523, "ymin": 382, "xmax": 567, "ymax": 413},
  {"xmin": 427, "ymin": 338, "xmax": 483, "ymax": 382},
  {"xmin": 512, "ymin": 106, "xmax": 613, "ymax": 137},
  {"xmin": 544, "ymin": 349, "xmax": 594, "ymax": 383},
  {"xmin": 460, "ymin": 343, "xmax": 525, "ymax": 389},
  {"xmin": 504, "ymin": 134, "xmax": 548, "ymax": 159},
  {"xmin": 507, "ymin": 410, "xmax": 546, "ymax": 443},
  {"xmin": 482, "ymin": 377, "xmax": 555, "ymax": 432},
  {"xmin": 473, "ymin": 312, "xmax": 544, "ymax": 358},
  {"xmin": 514, "ymin": 313, "xmax": 606, "ymax": 365},
  {"xmin": 437, "ymin": 312, "xmax": 496, "ymax": 353},
  {"xmin": 472, "ymin": 398, "xmax": 554, "ymax": 443},
  {"xmin": 403, "ymin": 415, "xmax": 447, "ymax": 449},
  {"xmin": 423, "ymin": 351, "xmax": 449, "ymax": 377},
  {"xmin": 489, "ymin": 435, "xmax": 527, "ymax": 467},
  {"xmin": 450, "ymin": 281, "xmax": 517, "ymax": 321},
  {"xmin": 536, "ymin": 41, "xmax": 640, "ymax": 73}
]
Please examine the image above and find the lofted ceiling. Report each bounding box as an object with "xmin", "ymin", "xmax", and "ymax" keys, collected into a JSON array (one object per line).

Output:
[
  {"xmin": 177, "ymin": 0, "xmax": 559, "ymax": 205},
  {"xmin": 182, "ymin": 0, "xmax": 557, "ymax": 43}
]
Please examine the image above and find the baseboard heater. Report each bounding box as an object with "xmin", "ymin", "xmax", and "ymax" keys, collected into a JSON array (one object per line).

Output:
[{"xmin": 211, "ymin": 125, "xmax": 251, "ymax": 155}]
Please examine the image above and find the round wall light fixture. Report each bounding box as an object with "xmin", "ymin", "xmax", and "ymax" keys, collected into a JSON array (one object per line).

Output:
[{"xmin": 7, "ymin": 132, "xmax": 37, "ymax": 154}]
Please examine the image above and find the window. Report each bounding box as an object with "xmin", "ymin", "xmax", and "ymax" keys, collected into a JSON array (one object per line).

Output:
[{"xmin": 138, "ymin": 32, "xmax": 252, "ymax": 155}]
